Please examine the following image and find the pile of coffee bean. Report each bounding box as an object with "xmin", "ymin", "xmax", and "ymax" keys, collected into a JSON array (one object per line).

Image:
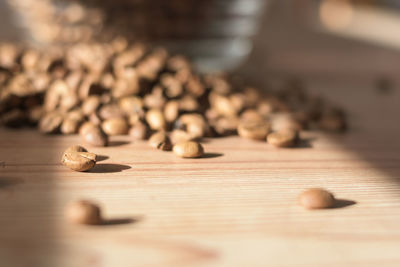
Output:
[{"xmin": 0, "ymin": 39, "xmax": 347, "ymax": 152}]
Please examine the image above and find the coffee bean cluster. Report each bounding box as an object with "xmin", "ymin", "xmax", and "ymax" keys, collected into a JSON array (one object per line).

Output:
[{"xmin": 0, "ymin": 39, "xmax": 347, "ymax": 152}]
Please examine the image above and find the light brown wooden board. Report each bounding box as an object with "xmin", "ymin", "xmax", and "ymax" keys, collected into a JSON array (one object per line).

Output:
[{"xmin": 0, "ymin": 79, "xmax": 400, "ymax": 267}]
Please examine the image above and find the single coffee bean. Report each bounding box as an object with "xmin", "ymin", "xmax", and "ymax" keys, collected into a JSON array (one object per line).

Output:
[
  {"xmin": 39, "ymin": 112, "xmax": 63, "ymax": 134},
  {"xmin": 61, "ymin": 150, "xmax": 96, "ymax": 172},
  {"xmin": 170, "ymin": 129, "xmax": 194, "ymax": 145},
  {"xmin": 129, "ymin": 121, "xmax": 148, "ymax": 140},
  {"xmin": 128, "ymin": 112, "xmax": 144, "ymax": 126},
  {"xmin": 79, "ymin": 121, "xmax": 96, "ymax": 136},
  {"xmin": 99, "ymin": 104, "xmax": 124, "ymax": 120},
  {"xmin": 101, "ymin": 118, "xmax": 129, "ymax": 136},
  {"xmin": 164, "ymin": 101, "xmax": 180, "ymax": 123},
  {"xmin": 186, "ymin": 122, "xmax": 205, "ymax": 139},
  {"xmin": 178, "ymin": 114, "xmax": 208, "ymax": 138},
  {"xmin": 229, "ymin": 93, "xmax": 246, "ymax": 113},
  {"xmin": 157, "ymin": 138, "xmax": 172, "ymax": 151},
  {"xmin": 257, "ymin": 100, "xmax": 274, "ymax": 117},
  {"xmin": 240, "ymin": 109, "xmax": 264, "ymax": 122},
  {"xmin": 21, "ymin": 49, "xmax": 39, "ymax": 70},
  {"xmin": 210, "ymin": 93, "xmax": 237, "ymax": 117},
  {"xmin": 82, "ymin": 95, "xmax": 101, "ymax": 115},
  {"xmin": 179, "ymin": 95, "xmax": 199, "ymax": 112},
  {"xmin": 237, "ymin": 120, "xmax": 270, "ymax": 140},
  {"xmin": 61, "ymin": 118, "xmax": 80, "ymax": 134},
  {"xmin": 119, "ymin": 96, "xmax": 143, "ymax": 115},
  {"xmin": 148, "ymin": 131, "xmax": 171, "ymax": 150},
  {"xmin": 267, "ymin": 129, "xmax": 298, "ymax": 148},
  {"xmin": 89, "ymin": 112, "xmax": 102, "ymax": 125},
  {"xmin": 82, "ymin": 126, "xmax": 108, "ymax": 147},
  {"xmin": 66, "ymin": 200, "xmax": 102, "ymax": 225},
  {"xmin": 243, "ymin": 87, "xmax": 260, "ymax": 107},
  {"xmin": 146, "ymin": 109, "xmax": 166, "ymax": 131},
  {"xmin": 66, "ymin": 109, "xmax": 85, "ymax": 122},
  {"xmin": 161, "ymin": 74, "xmax": 183, "ymax": 98},
  {"xmin": 173, "ymin": 141, "xmax": 204, "ymax": 158},
  {"xmin": 271, "ymin": 114, "xmax": 303, "ymax": 132},
  {"xmin": 298, "ymin": 188, "xmax": 336, "ymax": 209},
  {"xmin": 144, "ymin": 86, "xmax": 166, "ymax": 109},
  {"xmin": 212, "ymin": 116, "xmax": 239, "ymax": 136}
]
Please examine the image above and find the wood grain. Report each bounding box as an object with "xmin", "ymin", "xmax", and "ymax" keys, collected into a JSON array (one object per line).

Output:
[{"xmin": 0, "ymin": 79, "xmax": 400, "ymax": 267}]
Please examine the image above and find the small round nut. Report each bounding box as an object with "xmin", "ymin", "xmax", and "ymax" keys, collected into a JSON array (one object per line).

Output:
[
  {"xmin": 267, "ymin": 129, "xmax": 299, "ymax": 148},
  {"xmin": 61, "ymin": 151, "xmax": 97, "ymax": 172},
  {"xmin": 298, "ymin": 188, "xmax": 336, "ymax": 209},
  {"xmin": 173, "ymin": 141, "xmax": 204, "ymax": 158},
  {"xmin": 66, "ymin": 200, "xmax": 102, "ymax": 225},
  {"xmin": 237, "ymin": 120, "xmax": 270, "ymax": 140}
]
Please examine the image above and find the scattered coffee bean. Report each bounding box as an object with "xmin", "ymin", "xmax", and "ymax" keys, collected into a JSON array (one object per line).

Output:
[
  {"xmin": 237, "ymin": 120, "xmax": 270, "ymax": 140},
  {"xmin": 173, "ymin": 141, "xmax": 204, "ymax": 158},
  {"xmin": 66, "ymin": 200, "xmax": 102, "ymax": 225},
  {"xmin": 267, "ymin": 129, "xmax": 298, "ymax": 148},
  {"xmin": 101, "ymin": 118, "xmax": 129, "ymax": 136},
  {"xmin": 98, "ymin": 104, "xmax": 125, "ymax": 120},
  {"xmin": 79, "ymin": 121, "xmax": 96, "ymax": 136},
  {"xmin": 148, "ymin": 131, "xmax": 172, "ymax": 151},
  {"xmin": 271, "ymin": 114, "xmax": 303, "ymax": 132},
  {"xmin": 129, "ymin": 121, "xmax": 148, "ymax": 140},
  {"xmin": 240, "ymin": 109, "xmax": 264, "ymax": 122},
  {"xmin": 82, "ymin": 125, "xmax": 108, "ymax": 147},
  {"xmin": 170, "ymin": 129, "xmax": 194, "ymax": 145},
  {"xmin": 82, "ymin": 95, "xmax": 101, "ymax": 115},
  {"xmin": 146, "ymin": 109, "xmax": 166, "ymax": 131},
  {"xmin": 164, "ymin": 101, "xmax": 180, "ymax": 123},
  {"xmin": 298, "ymin": 188, "xmax": 336, "ymax": 209},
  {"xmin": 61, "ymin": 118, "xmax": 80, "ymax": 134},
  {"xmin": 39, "ymin": 112, "xmax": 63, "ymax": 134},
  {"xmin": 61, "ymin": 149, "xmax": 96, "ymax": 172}
]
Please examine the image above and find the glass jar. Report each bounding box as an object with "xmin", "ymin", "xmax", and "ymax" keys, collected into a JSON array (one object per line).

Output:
[{"xmin": 7, "ymin": 0, "xmax": 269, "ymax": 72}]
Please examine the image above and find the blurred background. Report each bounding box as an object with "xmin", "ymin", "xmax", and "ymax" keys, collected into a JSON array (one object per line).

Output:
[{"xmin": 2, "ymin": 0, "xmax": 400, "ymax": 79}]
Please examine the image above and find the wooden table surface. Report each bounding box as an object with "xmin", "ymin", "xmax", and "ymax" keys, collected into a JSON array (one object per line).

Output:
[
  {"xmin": 1, "ymin": 78, "xmax": 400, "ymax": 267},
  {"xmin": 1, "ymin": 2, "xmax": 400, "ymax": 266}
]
